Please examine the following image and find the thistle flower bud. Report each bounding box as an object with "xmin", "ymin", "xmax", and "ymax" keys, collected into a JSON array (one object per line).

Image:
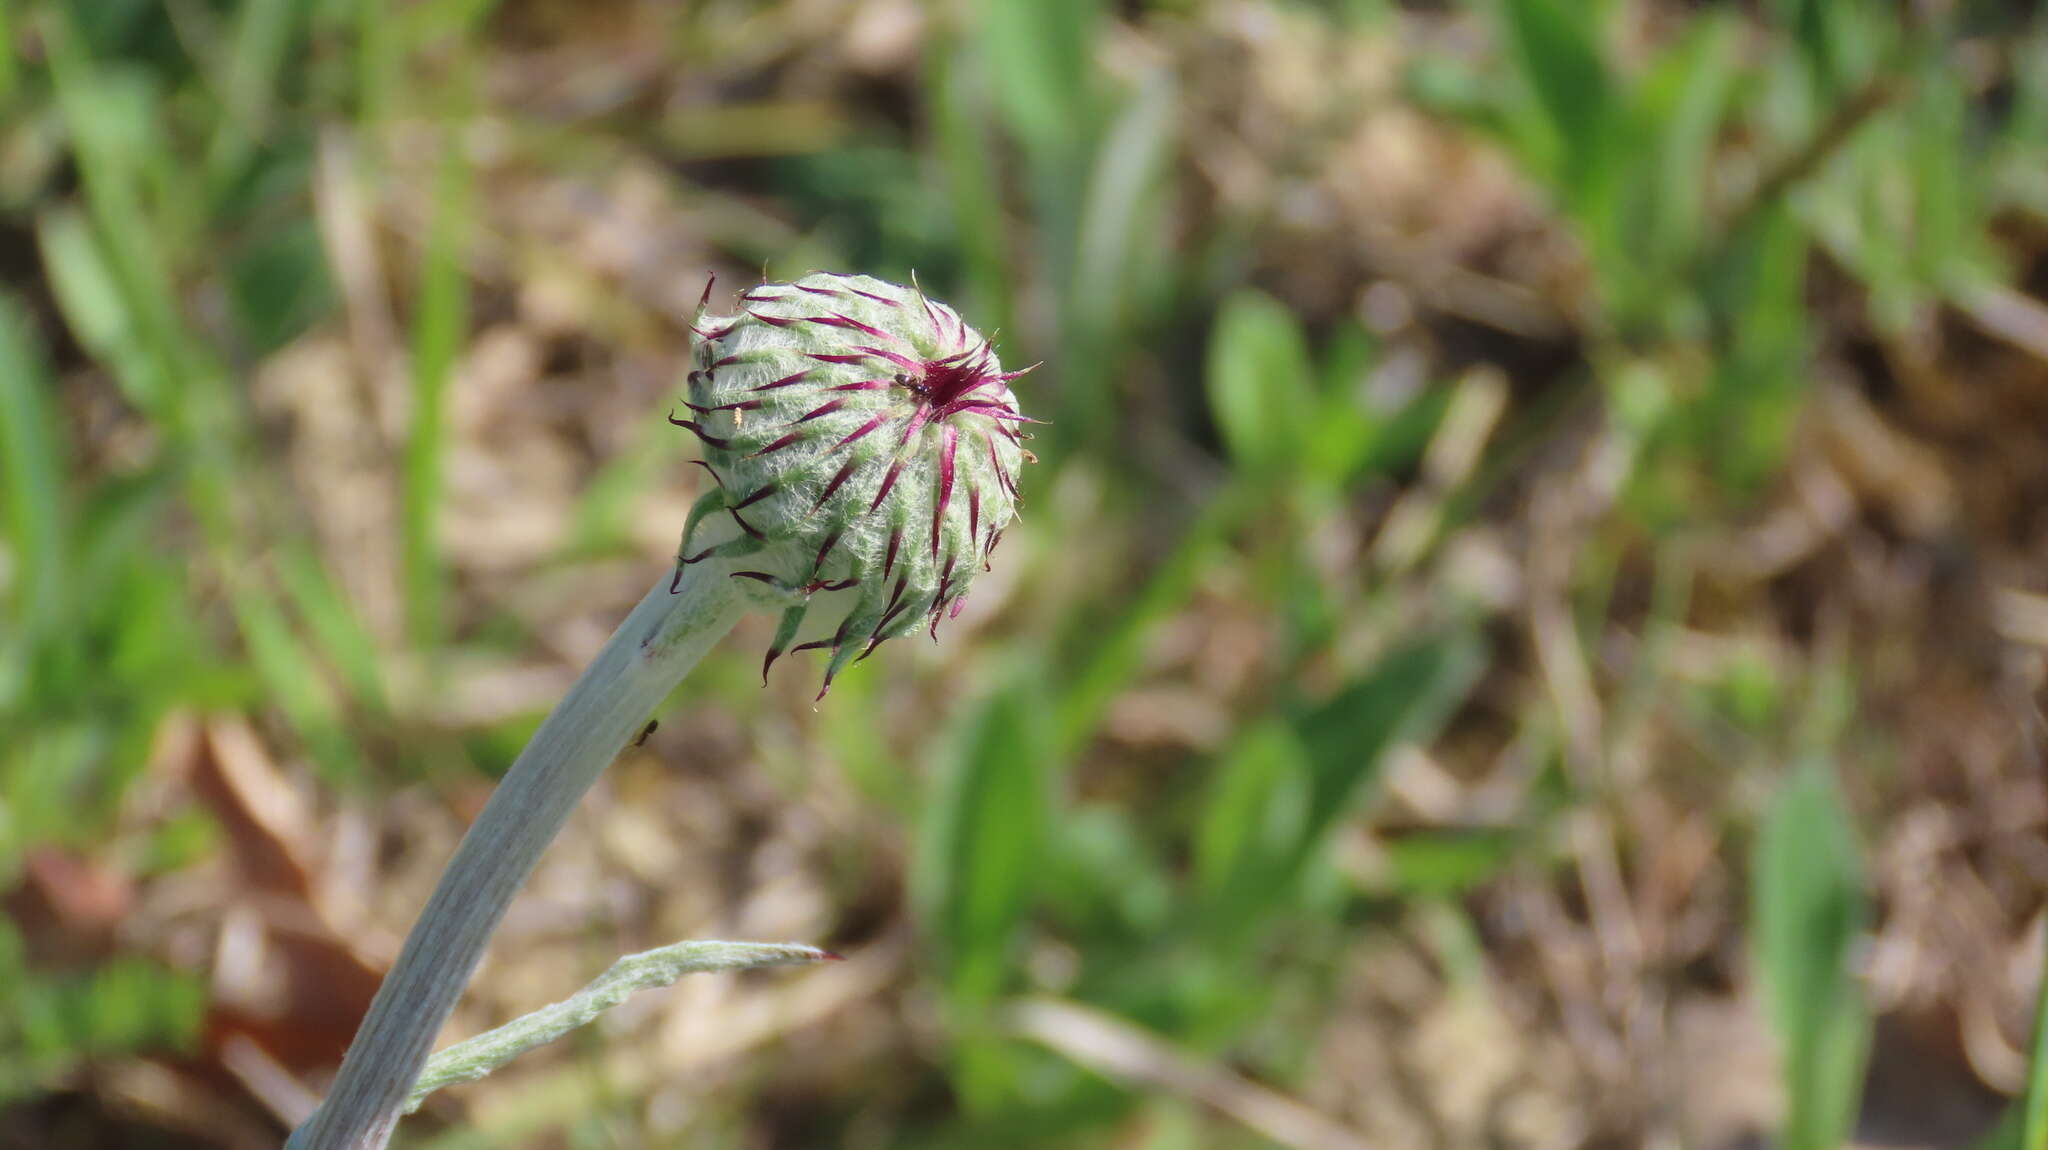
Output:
[{"xmin": 670, "ymin": 272, "xmax": 1036, "ymax": 698}]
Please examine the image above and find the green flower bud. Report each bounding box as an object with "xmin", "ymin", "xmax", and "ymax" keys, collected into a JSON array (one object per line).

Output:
[{"xmin": 670, "ymin": 272, "xmax": 1036, "ymax": 698}]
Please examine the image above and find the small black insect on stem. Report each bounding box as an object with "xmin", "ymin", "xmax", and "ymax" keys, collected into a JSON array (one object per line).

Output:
[{"xmin": 633, "ymin": 720, "xmax": 658, "ymax": 747}]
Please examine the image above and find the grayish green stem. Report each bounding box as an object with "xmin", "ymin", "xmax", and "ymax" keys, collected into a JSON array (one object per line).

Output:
[
  {"xmin": 288, "ymin": 562, "xmax": 747, "ymax": 1150},
  {"xmin": 403, "ymin": 939, "xmax": 835, "ymax": 1113}
]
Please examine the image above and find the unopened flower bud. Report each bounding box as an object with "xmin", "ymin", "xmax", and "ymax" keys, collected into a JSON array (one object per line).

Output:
[{"xmin": 670, "ymin": 272, "xmax": 1036, "ymax": 698}]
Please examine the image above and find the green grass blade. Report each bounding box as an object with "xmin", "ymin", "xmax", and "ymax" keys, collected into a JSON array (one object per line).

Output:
[
  {"xmin": 1205, "ymin": 289, "xmax": 1315, "ymax": 477},
  {"xmin": 1290, "ymin": 630, "xmax": 1485, "ymax": 856},
  {"xmin": 41, "ymin": 7, "xmax": 243, "ymax": 542},
  {"xmin": 233, "ymin": 587, "xmax": 359, "ymax": 787},
  {"xmin": 0, "ymin": 0, "xmax": 16, "ymax": 106},
  {"xmin": 1193, "ymin": 719, "xmax": 1309, "ymax": 897},
  {"xmin": 1195, "ymin": 629, "xmax": 1485, "ymax": 942},
  {"xmin": 40, "ymin": 21, "xmax": 178, "ymax": 421},
  {"xmin": 1702, "ymin": 203, "xmax": 1810, "ymax": 493},
  {"xmin": 402, "ymin": 133, "xmax": 472, "ymax": 648},
  {"xmin": 0, "ymin": 293, "xmax": 68, "ymax": 637},
  {"xmin": 915, "ymin": 670, "xmax": 1052, "ymax": 1007},
  {"xmin": 1065, "ymin": 70, "xmax": 1175, "ymax": 441},
  {"xmin": 276, "ymin": 543, "xmax": 389, "ymax": 717},
  {"xmin": 1500, "ymin": 0, "xmax": 1616, "ymax": 204},
  {"xmin": 357, "ymin": 0, "xmax": 395, "ymax": 125},
  {"xmin": 35, "ymin": 207, "xmax": 143, "ymax": 397},
  {"xmin": 207, "ymin": 0, "xmax": 303, "ymax": 191},
  {"xmin": 927, "ymin": 35, "xmax": 1013, "ymax": 337},
  {"xmin": 2024, "ymin": 926, "xmax": 2048, "ymax": 1150},
  {"xmin": 1634, "ymin": 13, "xmax": 1739, "ymax": 280},
  {"xmin": 1753, "ymin": 763, "xmax": 1871, "ymax": 1150},
  {"xmin": 977, "ymin": 0, "xmax": 1098, "ymax": 160},
  {"xmin": 973, "ymin": 0, "xmax": 1101, "ymax": 441}
]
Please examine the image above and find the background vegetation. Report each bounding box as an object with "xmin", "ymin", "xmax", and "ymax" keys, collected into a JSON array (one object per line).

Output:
[{"xmin": 2, "ymin": 0, "xmax": 2046, "ymax": 1147}]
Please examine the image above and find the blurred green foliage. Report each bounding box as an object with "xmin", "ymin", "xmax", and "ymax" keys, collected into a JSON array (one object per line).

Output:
[
  {"xmin": 1753, "ymin": 764, "xmax": 1871, "ymax": 1150},
  {"xmin": 1, "ymin": 0, "xmax": 2044, "ymax": 1145}
]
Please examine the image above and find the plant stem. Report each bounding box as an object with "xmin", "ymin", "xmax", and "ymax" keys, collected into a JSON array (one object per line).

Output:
[{"xmin": 287, "ymin": 561, "xmax": 747, "ymax": 1150}]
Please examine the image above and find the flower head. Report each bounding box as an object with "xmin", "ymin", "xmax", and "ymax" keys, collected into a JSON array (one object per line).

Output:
[{"xmin": 670, "ymin": 272, "xmax": 1036, "ymax": 698}]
